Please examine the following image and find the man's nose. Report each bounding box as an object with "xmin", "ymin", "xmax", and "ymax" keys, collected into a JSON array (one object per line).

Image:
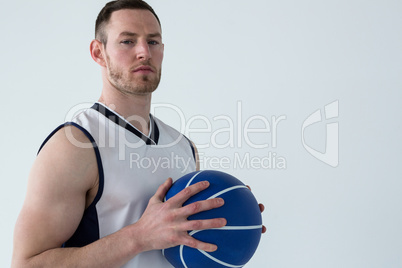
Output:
[{"xmin": 136, "ymin": 41, "xmax": 151, "ymax": 61}]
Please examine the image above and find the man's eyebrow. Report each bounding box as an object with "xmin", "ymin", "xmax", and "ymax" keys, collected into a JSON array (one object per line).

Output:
[
  {"xmin": 118, "ymin": 31, "xmax": 138, "ymax": 37},
  {"xmin": 148, "ymin": 33, "xmax": 162, "ymax": 39},
  {"xmin": 118, "ymin": 31, "xmax": 161, "ymax": 38}
]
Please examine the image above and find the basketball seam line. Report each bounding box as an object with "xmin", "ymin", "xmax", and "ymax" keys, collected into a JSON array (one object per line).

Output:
[
  {"xmin": 190, "ymin": 225, "xmax": 263, "ymax": 234},
  {"xmin": 179, "ymin": 225, "xmax": 262, "ymax": 268},
  {"xmin": 198, "ymin": 250, "xmax": 245, "ymax": 268},
  {"xmin": 185, "ymin": 170, "xmax": 204, "ymax": 188},
  {"xmin": 164, "ymin": 171, "xmax": 204, "ymax": 202},
  {"xmin": 206, "ymin": 185, "xmax": 249, "ymax": 200},
  {"xmin": 179, "ymin": 245, "xmax": 187, "ymax": 268}
]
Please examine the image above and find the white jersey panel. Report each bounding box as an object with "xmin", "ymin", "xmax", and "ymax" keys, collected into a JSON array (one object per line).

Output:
[{"xmin": 71, "ymin": 104, "xmax": 196, "ymax": 268}]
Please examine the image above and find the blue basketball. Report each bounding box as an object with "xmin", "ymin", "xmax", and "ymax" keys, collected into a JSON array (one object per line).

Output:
[{"xmin": 163, "ymin": 170, "xmax": 262, "ymax": 268}]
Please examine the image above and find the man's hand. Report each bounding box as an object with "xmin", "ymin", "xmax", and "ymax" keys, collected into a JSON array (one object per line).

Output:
[
  {"xmin": 259, "ymin": 203, "xmax": 267, "ymax": 233},
  {"xmin": 134, "ymin": 178, "xmax": 227, "ymax": 252},
  {"xmin": 247, "ymin": 185, "xmax": 267, "ymax": 234}
]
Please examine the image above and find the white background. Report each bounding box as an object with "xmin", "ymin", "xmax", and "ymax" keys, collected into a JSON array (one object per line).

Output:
[{"xmin": 1, "ymin": 0, "xmax": 401, "ymax": 267}]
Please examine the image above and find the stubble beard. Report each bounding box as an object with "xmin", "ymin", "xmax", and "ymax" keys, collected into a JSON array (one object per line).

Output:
[{"xmin": 106, "ymin": 56, "xmax": 161, "ymax": 96}]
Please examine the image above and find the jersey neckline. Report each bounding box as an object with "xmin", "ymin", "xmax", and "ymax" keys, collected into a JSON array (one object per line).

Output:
[{"xmin": 91, "ymin": 102, "xmax": 159, "ymax": 145}]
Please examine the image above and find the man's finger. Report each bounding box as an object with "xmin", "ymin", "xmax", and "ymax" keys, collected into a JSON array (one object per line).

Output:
[
  {"xmin": 181, "ymin": 217, "xmax": 227, "ymax": 232},
  {"xmin": 259, "ymin": 203, "xmax": 265, "ymax": 213},
  {"xmin": 182, "ymin": 236, "xmax": 218, "ymax": 252},
  {"xmin": 152, "ymin": 177, "xmax": 173, "ymax": 202},
  {"xmin": 167, "ymin": 181, "xmax": 210, "ymax": 206},
  {"xmin": 179, "ymin": 198, "xmax": 224, "ymax": 217}
]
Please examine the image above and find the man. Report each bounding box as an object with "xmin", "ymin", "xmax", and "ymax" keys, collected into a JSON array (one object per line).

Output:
[{"xmin": 12, "ymin": 1, "xmax": 265, "ymax": 267}]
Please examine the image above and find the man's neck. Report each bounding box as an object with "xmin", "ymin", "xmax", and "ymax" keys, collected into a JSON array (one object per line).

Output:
[{"xmin": 98, "ymin": 89, "xmax": 152, "ymax": 136}]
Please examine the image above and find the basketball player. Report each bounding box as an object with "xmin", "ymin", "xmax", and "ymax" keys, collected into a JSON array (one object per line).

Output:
[{"xmin": 12, "ymin": 1, "xmax": 265, "ymax": 267}]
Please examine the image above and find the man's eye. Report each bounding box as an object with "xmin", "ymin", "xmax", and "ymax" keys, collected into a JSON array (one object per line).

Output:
[
  {"xmin": 121, "ymin": 40, "xmax": 133, "ymax": 45},
  {"xmin": 148, "ymin": 40, "xmax": 159, "ymax": 45}
]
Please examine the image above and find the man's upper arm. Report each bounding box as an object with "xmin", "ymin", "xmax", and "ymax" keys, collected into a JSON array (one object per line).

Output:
[{"xmin": 13, "ymin": 125, "xmax": 98, "ymax": 261}]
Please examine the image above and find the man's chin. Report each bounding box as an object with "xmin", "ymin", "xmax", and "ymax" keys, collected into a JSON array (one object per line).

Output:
[{"xmin": 124, "ymin": 84, "xmax": 158, "ymax": 96}]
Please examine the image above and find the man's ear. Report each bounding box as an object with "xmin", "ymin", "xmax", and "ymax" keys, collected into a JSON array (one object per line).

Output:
[{"xmin": 90, "ymin": 39, "xmax": 106, "ymax": 67}]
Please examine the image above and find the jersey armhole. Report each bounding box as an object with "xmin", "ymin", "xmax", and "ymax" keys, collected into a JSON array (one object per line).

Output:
[
  {"xmin": 183, "ymin": 134, "xmax": 196, "ymax": 163},
  {"xmin": 38, "ymin": 122, "xmax": 104, "ymax": 210}
]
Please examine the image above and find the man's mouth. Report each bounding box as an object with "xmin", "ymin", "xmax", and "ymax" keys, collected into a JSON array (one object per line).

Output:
[{"xmin": 133, "ymin": 65, "xmax": 155, "ymax": 74}]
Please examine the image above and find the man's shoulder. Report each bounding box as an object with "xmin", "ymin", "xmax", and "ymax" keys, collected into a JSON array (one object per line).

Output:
[{"xmin": 39, "ymin": 124, "xmax": 98, "ymax": 163}]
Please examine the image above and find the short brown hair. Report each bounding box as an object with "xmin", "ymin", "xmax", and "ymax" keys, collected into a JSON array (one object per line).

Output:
[{"xmin": 95, "ymin": 0, "xmax": 161, "ymax": 45}]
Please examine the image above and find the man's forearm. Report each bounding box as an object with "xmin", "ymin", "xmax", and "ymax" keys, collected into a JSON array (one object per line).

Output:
[{"xmin": 12, "ymin": 225, "xmax": 143, "ymax": 268}]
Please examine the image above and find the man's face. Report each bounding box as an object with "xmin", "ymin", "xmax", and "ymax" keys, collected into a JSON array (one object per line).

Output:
[{"xmin": 103, "ymin": 9, "xmax": 164, "ymax": 96}]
